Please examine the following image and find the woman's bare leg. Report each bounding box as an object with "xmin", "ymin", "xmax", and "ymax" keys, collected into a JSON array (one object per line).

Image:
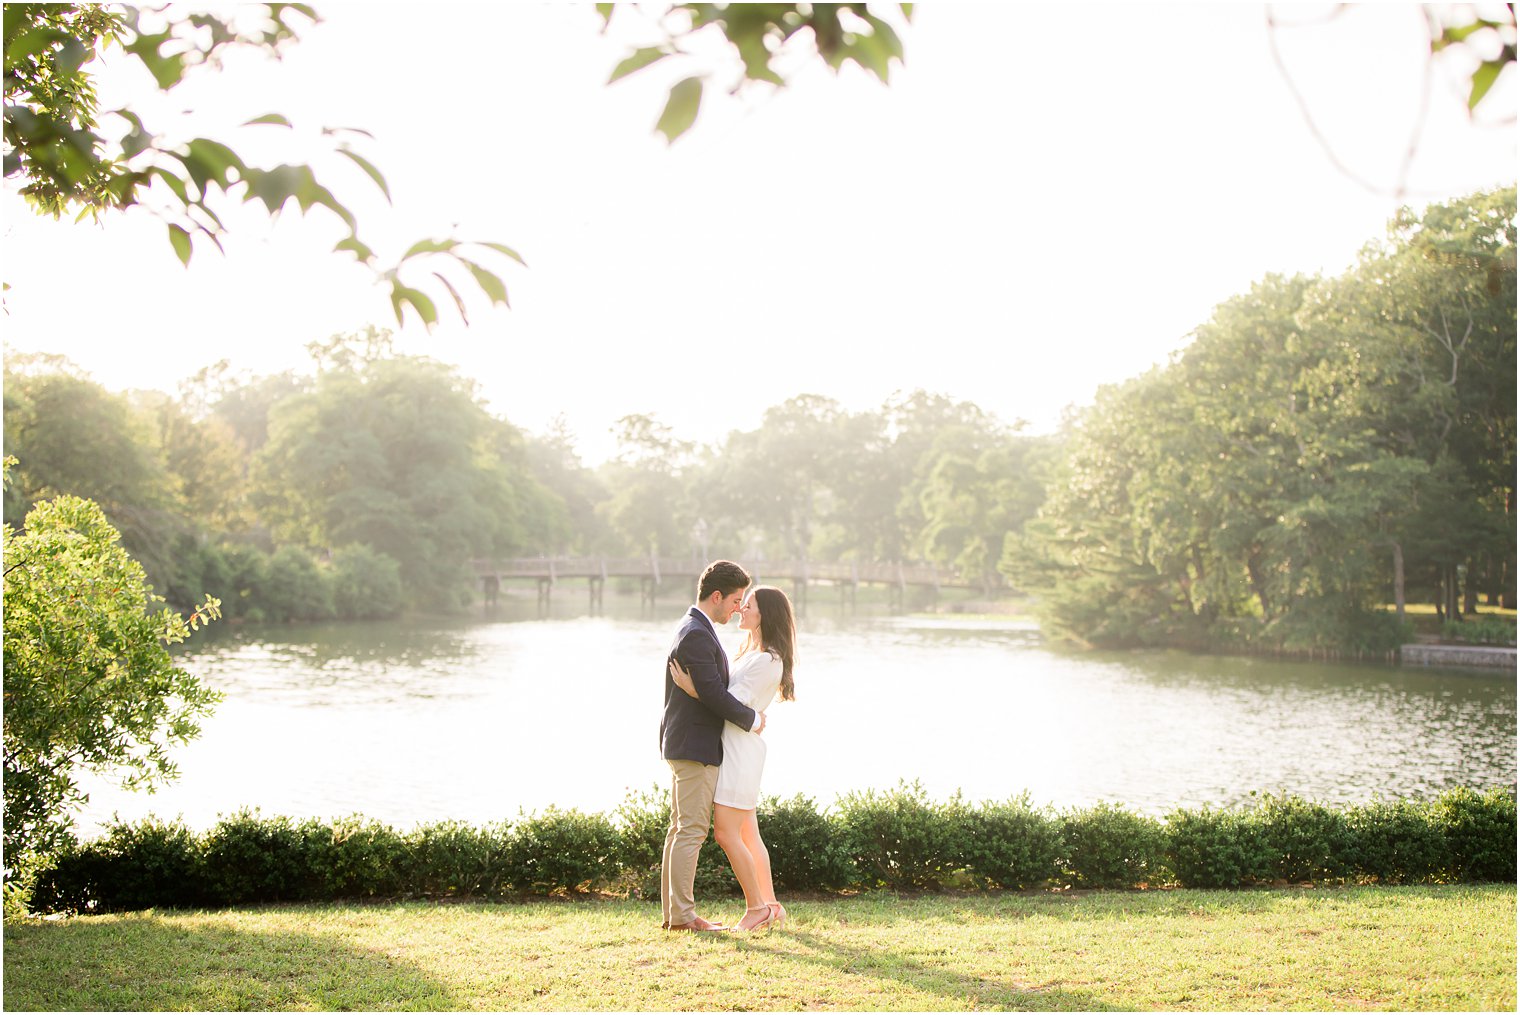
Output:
[
  {"xmin": 738, "ymin": 810, "xmax": 776, "ymax": 905},
  {"xmin": 712, "ymin": 804, "xmax": 768, "ymax": 927}
]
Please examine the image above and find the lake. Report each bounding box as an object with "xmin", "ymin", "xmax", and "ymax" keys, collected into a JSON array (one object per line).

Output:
[{"xmin": 74, "ymin": 595, "xmax": 1517, "ymax": 837}]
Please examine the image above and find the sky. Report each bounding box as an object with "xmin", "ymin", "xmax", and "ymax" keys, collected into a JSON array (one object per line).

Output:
[{"xmin": 3, "ymin": 3, "xmax": 1515, "ymax": 465}]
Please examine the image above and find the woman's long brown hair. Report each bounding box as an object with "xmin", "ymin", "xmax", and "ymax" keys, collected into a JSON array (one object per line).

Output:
[{"xmin": 740, "ymin": 585, "xmax": 795, "ymax": 701}]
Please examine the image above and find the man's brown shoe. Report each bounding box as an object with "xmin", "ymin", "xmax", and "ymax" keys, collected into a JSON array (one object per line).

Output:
[{"xmin": 663, "ymin": 915, "xmax": 727, "ymax": 932}]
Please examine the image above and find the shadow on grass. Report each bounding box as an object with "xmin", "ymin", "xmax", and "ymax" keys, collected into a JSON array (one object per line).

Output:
[
  {"xmin": 2, "ymin": 910, "xmax": 465, "ymax": 1012},
  {"xmin": 769, "ymin": 928, "xmax": 1120, "ymax": 1012}
]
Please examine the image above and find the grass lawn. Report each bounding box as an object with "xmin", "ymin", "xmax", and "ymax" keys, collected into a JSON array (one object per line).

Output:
[{"xmin": 4, "ymin": 884, "xmax": 1514, "ymax": 1011}]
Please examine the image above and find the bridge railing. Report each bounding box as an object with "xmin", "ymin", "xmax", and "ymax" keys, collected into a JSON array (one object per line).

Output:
[{"xmin": 470, "ymin": 557, "xmax": 994, "ymax": 590}]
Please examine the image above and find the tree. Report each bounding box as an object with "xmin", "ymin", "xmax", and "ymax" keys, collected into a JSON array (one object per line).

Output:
[
  {"xmin": 250, "ymin": 339, "xmax": 566, "ymax": 609},
  {"xmin": 598, "ymin": 413, "xmax": 697, "ymax": 557},
  {"xmin": 3, "ymin": 356, "xmax": 186, "ymax": 587},
  {"xmin": 2, "ymin": 479, "xmax": 221, "ymax": 867},
  {"xmin": 4, "ymin": 3, "xmax": 521, "ymax": 327}
]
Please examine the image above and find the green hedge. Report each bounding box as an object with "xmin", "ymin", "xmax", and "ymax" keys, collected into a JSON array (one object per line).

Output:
[{"xmin": 23, "ymin": 784, "xmax": 1515, "ymax": 915}]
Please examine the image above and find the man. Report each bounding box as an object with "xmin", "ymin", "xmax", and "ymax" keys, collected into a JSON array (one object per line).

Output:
[{"xmin": 659, "ymin": 559, "xmax": 766, "ymax": 932}]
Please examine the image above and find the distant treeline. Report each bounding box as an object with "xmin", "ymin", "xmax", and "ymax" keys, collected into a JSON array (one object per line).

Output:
[{"xmin": 4, "ymin": 188, "xmax": 1513, "ymax": 655}]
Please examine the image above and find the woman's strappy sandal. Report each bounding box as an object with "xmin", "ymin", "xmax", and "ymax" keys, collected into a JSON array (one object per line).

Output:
[
  {"xmin": 767, "ymin": 902, "xmax": 787, "ymax": 930},
  {"xmin": 736, "ymin": 905, "xmax": 774, "ymax": 932}
]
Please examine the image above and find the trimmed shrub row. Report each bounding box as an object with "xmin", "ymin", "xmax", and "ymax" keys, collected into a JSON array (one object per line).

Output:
[{"xmin": 27, "ymin": 783, "xmax": 1515, "ymax": 914}]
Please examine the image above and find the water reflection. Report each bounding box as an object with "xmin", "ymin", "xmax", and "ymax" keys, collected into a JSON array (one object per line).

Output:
[{"xmin": 77, "ymin": 600, "xmax": 1515, "ymax": 836}]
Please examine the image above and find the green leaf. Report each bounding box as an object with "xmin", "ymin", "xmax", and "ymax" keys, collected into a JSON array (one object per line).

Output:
[
  {"xmin": 656, "ymin": 76, "xmax": 704, "ymax": 144},
  {"xmin": 433, "ymin": 271, "xmax": 469, "ymax": 325},
  {"xmin": 472, "ymin": 240, "xmax": 526, "ymax": 267},
  {"xmin": 1468, "ymin": 60, "xmax": 1504, "ymax": 110},
  {"xmin": 609, "ymin": 46, "xmax": 669, "ymax": 83},
  {"xmin": 243, "ymin": 113, "xmax": 293, "ymax": 127},
  {"xmin": 6, "ymin": 27, "xmax": 71, "ymax": 64},
  {"xmin": 336, "ymin": 146, "xmax": 391, "ymax": 203},
  {"xmin": 334, "ymin": 235, "xmax": 376, "ymax": 262},
  {"xmin": 401, "ymin": 238, "xmax": 460, "ymax": 260},
  {"xmin": 167, "ymin": 224, "xmax": 192, "ymax": 266},
  {"xmin": 389, "ymin": 285, "xmax": 438, "ymax": 327},
  {"xmin": 596, "ymin": 3, "xmax": 615, "ymax": 27},
  {"xmin": 149, "ymin": 167, "xmax": 189, "ymax": 206},
  {"xmin": 460, "ymin": 257, "xmax": 510, "ymax": 309}
]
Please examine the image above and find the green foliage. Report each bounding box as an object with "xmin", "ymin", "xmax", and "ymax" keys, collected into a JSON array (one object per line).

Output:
[
  {"xmin": 261, "ymin": 545, "xmax": 334, "ymax": 622},
  {"xmin": 200, "ymin": 809, "xmax": 304, "ymax": 905},
  {"xmin": 1058, "ymin": 802, "xmax": 1166, "ymax": 889},
  {"xmin": 401, "ymin": 820, "xmax": 513, "ymax": 898},
  {"xmin": 1344, "ymin": 798, "xmax": 1448, "ymax": 885},
  {"xmin": 1440, "ymin": 616, "xmax": 1517, "ymax": 646},
  {"xmin": 253, "ymin": 346, "xmax": 565, "ymax": 612},
  {"xmin": 330, "ymin": 544, "xmax": 403, "ymax": 620},
  {"xmin": 2, "ymin": 490, "xmax": 221, "ymax": 872},
  {"xmin": 953, "ymin": 793, "xmax": 1061, "ymax": 890},
  {"xmin": 602, "ymin": 4, "xmax": 912, "ymax": 143},
  {"xmin": 20, "ymin": 786, "xmax": 1518, "ymax": 914},
  {"xmin": 834, "ymin": 781, "xmax": 962, "ymax": 890},
  {"xmin": 1429, "ymin": 786, "xmax": 1517, "ymax": 883},
  {"xmin": 1017, "ymin": 188, "xmax": 1516, "ymax": 653},
  {"xmin": 1163, "ymin": 805, "xmax": 1273, "ymax": 889},
  {"xmin": 1253, "ymin": 794, "xmax": 1354, "ymax": 883},
  {"xmin": 296, "ymin": 815, "xmax": 406, "ymax": 899},
  {"xmin": 758, "ymin": 794, "xmax": 858, "ymax": 891},
  {"xmin": 611, "ymin": 785, "xmax": 669, "ymax": 883},
  {"xmin": 3, "ymin": 4, "xmax": 520, "ymax": 327},
  {"xmin": 31, "ymin": 816, "xmax": 203, "ymax": 913},
  {"xmin": 504, "ymin": 808, "xmax": 622, "ymax": 894}
]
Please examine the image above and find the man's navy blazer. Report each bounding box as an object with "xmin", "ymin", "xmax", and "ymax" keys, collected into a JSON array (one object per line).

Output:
[{"xmin": 660, "ymin": 606, "xmax": 758, "ymax": 767}]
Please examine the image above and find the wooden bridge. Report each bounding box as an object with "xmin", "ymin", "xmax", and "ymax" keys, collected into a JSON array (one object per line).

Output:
[{"xmin": 469, "ymin": 556, "xmax": 990, "ymax": 610}]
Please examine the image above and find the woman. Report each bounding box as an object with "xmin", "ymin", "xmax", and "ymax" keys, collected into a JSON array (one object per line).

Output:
[{"xmin": 668, "ymin": 584, "xmax": 796, "ymax": 932}]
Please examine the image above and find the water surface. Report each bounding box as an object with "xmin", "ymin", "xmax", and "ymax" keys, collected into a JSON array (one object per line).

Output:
[{"xmin": 75, "ymin": 598, "xmax": 1516, "ymax": 835}]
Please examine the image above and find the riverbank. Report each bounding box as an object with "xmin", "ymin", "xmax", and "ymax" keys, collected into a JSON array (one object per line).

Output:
[{"xmin": 5, "ymin": 886, "xmax": 1513, "ymax": 1011}]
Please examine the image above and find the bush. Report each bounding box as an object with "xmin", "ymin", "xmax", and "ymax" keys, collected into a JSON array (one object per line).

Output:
[
  {"xmin": 1430, "ymin": 786, "xmax": 1517, "ymax": 882},
  {"xmin": 1059, "ymin": 802, "xmax": 1165, "ymax": 889},
  {"xmin": 402, "ymin": 820, "xmax": 513, "ymax": 898},
  {"xmin": 1344, "ymin": 798, "xmax": 1446, "ymax": 884},
  {"xmin": 32, "ymin": 816, "xmax": 203, "ymax": 913},
  {"xmin": 296, "ymin": 815, "xmax": 405, "ymax": 899},
  {"xmin": 1164, "ymin": 806, "xmax": 1272, "ymax": 888},
  {"xmin": 612, "ymin": 786, "xmax": 668, "ymax": 899},
  {"xmin": 695, "ymin": 837, "xmax": 740, "ymax": 897},
  {"xmin": 758, "ymin": 794, "xmax": 858, "ymax": 892},
  {"xmin": 1440, "ymin": 617, "xmax": 1517, "ymax": 646},
  {"xmin": 21, "ymin": 786, "xmax": 1513, "ymax": 914},
  {"xmin": 331, "ymin": 544, "xmax": 404, "ymax": 620},
  {"xmin": 219, "ymin": 543, "xmax": 270, "ymax": 622},
  {"xmin": 835, "ymin": 781, "xmax": 960, "ymax": 890},
  {"xmin": 504, "ymin": 808, "xmax": 621, "ymax": 894},
  {"xmin": 262, "ymin": 546, "xmax": 334, "ymax": 622},
  {"xmin": 200, "ymin": 809, "xmax": 305, "ymax": 905},
  {"xmin": 954, "ymin": 793, "xmax": 1060, "ymax": 890},
  {"xmin": 1253, "ymin": 794, "xmax": 1353, "ymax": 883}
]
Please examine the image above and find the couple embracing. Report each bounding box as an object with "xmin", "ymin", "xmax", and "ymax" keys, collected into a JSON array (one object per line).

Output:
[{"xmin": 659, "ymin": 559, "xmax": 798, "ymax": 933}]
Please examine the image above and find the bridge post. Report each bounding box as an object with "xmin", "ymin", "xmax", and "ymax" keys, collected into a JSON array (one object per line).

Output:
[{"xmin": 590, "ymin": 559, "xmax": 607, "ymax": 613}]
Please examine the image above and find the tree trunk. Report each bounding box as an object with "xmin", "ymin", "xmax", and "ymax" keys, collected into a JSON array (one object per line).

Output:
[
  {"xmin": 1463, "ymin": 558, "xmax": 1479, "ymax": 615},
  {"xmin": 1443, "ymin": 565, "xmax": 1461, "ymax": 625},
  {"xmin": 1391, "ymin": 541, "xmax": 1406, "ymax": 624}
]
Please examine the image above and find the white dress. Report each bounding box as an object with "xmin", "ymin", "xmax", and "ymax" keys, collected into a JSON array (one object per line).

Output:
[{"xmin": 713, "ymin": 650, "xmax": 783, "ymax": 809}]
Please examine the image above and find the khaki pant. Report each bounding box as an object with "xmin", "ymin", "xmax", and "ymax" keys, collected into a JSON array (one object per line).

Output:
[{"xmin": 660, "ymin": 759, "xmax": 718, "ymax": 926}]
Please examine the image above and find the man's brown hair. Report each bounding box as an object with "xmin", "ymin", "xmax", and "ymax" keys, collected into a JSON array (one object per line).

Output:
[{"xmin": 697, "ymin": 559, "xmax": 751, "ymax": 601}]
